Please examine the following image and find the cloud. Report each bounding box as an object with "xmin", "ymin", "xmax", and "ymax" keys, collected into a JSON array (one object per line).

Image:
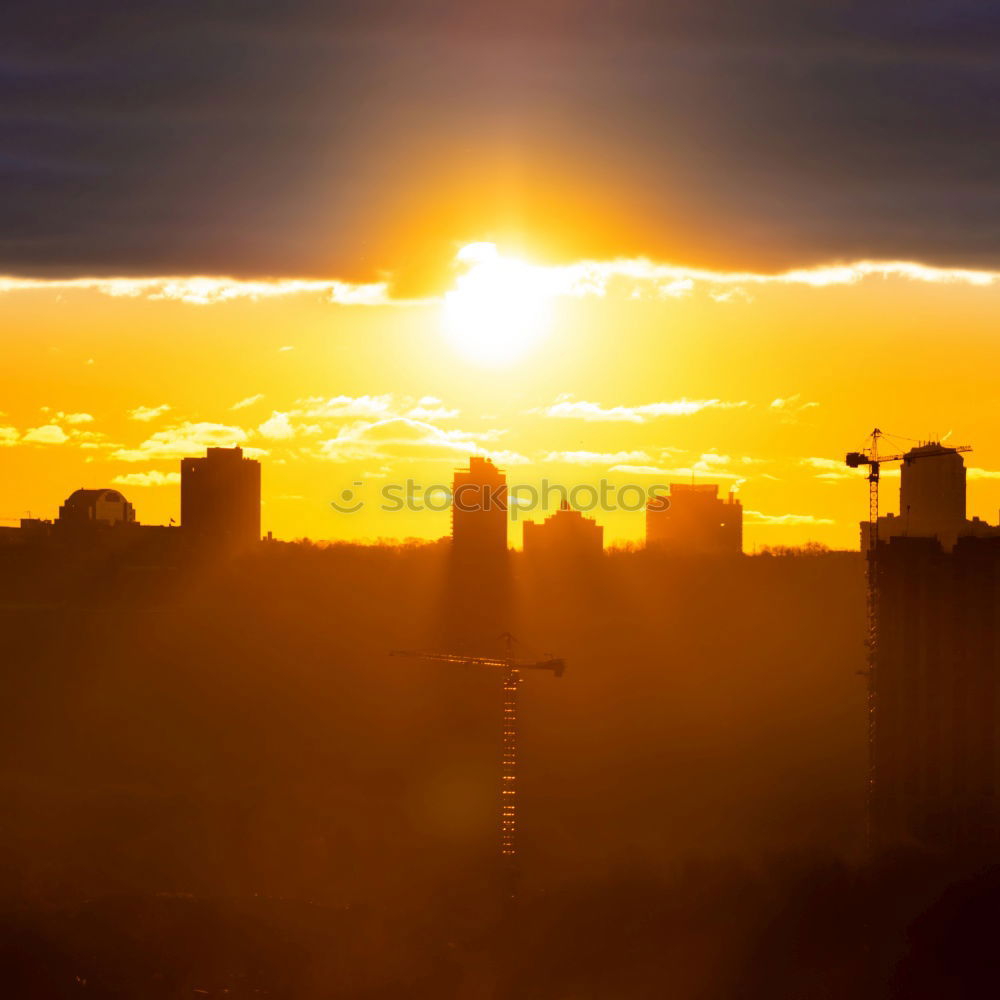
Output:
[
  {"xmin": 129, "ymin": 404, "xmax": 172, "ymax": 422},
  {"xmin": 802, "ymin": 456, "xmax": 857, "ymax": 481},
  {"xmin": 298, "ymin": 395, "xmax": 396, "ymax": 420},
  {"xmin": 258, "ymin": 411, "xmax": 295, "ymax": 440},
  {"xmin": 57, "ymin": 412, "xmax": 94, "ymax": 424},
  {"xmin": 0, "ymin": 276, "xmax": 392, "ymax": 306},
  {"xmin": 231, "ymin": 394, "xmax": 264, "ymax": 410},
  {"xmin": 611, "ymin": 463, "xmax": 744, "ymax": 483},
  {"xmin": 539, "ymin": 395, "xmax": 747, "ymax": 422},
  {"xmin": 967, "ymin": 468, "xmax": 1000, "ymax": 480},
  {"xmin": 406, "ymin": 396, "xmax": 460, "ymax": 421},
  {"xmin": 542, "ymin": 450, "xmax": 653, "ymax": 466},
  {"xmin": 73, "ymin": 430, "xmax": 115, "ymax": 446},
  {"xmin": 545, "ymin": 259, "xmax": 999, "ymax": 303},
  {"xmin": 317, "ymin": 417, "xmax": 494, "ymax": 464},
  {"xmin": 23, "ymin": 424, "xmax": 69, "ymax": 444},
  {"xmin": 610, "ymin": 465, "xmax": 681, "ymax": 476},
  {"xmin": 112, "ymin": 471, "xmax": 181, "ymax": 487},
  {"xmin": 744, "ymin": 510, "xmax": 835, "ymax": 526},
  {"xmin": 770, "ymin": 395, "xmax": 818, "ymax": 411},
  {"xmin": 112, "ymin": 421, "xmax": 249, "ymax": 461},
  {"xmin": 0, "ymin": 427, "xmax": 19, "ymax": 447},
  {"xmin": 484, "ymin": 450, "xmax": 531, "ymax": 466},
  {"xmin": 611, "ymin": 450, "xmax": 749, "ymax": 479},
  {"xmin": 2, "ymin": 256, "xmax": 998, "ymax": 313},
  {"xmin": 296, "ymin": 394, "xmax": 460, "ymax": 424}
]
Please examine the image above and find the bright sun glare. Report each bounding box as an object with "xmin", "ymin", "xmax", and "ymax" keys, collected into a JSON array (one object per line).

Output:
[{"xmin": 443, "ymin": 242, "xmax": 552, "ymax": 365}]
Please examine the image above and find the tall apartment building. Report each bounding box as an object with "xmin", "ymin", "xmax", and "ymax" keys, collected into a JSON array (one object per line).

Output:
[
  {"xmin": 451, "ymin": 456, "xmax": 508, "ymax": 561},
  {"xmin": 181, "ymin": 446, "xmax": 261, "ymax": 551},
  {"xmin": 646, "ymin": 484, "xmax": 743, "ymax": 555},
  {"xmin": 523, "ymin": 500, "xmax": 603, "ymax": 560},
  {"xmin": 874, "ymin": 535, "xmax": 1000, "ymax": 851}
]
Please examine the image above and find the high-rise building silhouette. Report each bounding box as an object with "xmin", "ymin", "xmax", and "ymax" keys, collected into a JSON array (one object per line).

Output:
[
  {"xmin": 861, "ymin": 442, "xmax": 1000, "ymax": 851},
  {"xmin": 645, "ymin": 484, "xmax": 742, "ymax": 555},
  {"xmin": 522, "ymin": 501, "xmax": 603, "ymax": 560},
  {"xmin": 451, "ymin": 456, "xmax": 508, "ymax": 560},
  {"xmin": 58, "ymin": 488, "xmax": 135, "ymax": 528},
  {"xmin": 863, "ymin": 443, "xmax": 1000, "ymax": 551},
  {"xmin": 875, "ymin": 535, "xmax": 1000, "ymax": 851},
  {"xmin": 181, "ymin": 447, "xmax": 261, "ymax": 550}
]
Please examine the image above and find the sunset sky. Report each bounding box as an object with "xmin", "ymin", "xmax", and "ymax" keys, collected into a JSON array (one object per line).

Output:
[{"xmin": 3, "ymin": 2, "xmax": 999, "ymax": 549}]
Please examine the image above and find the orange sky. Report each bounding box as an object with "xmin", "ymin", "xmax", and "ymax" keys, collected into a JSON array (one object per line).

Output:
[{"xmin": 3, "ymin": 243, "xmax": 1000, "ymax": 551}]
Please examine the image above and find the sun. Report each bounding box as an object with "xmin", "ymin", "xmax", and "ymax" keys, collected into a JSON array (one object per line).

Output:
[{"xmin": 443, "ymin": 242, "xmax": 552, "ymax": 365}]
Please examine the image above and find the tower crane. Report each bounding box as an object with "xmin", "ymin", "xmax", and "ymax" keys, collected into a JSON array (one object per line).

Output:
[
  {"xmin": 845, "ymin": 429, "xmax": 971, "ymax": 844},
  {"xmin": 390, "ymin": 635, "xmax": 564, "ymax": 900},
  {"xmin": 845, "ymin": 429, "xmax": 971, "ymax": 553}
]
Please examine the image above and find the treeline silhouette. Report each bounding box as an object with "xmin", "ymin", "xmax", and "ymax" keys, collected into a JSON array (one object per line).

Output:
[{"xmin": 1, "ymin": 540, "xmax": 997, "ymax": 997}]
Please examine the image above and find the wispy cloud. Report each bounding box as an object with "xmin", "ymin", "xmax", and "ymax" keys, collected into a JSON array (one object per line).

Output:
[
  {"xmin": 406, "ymin": 396, "xmax": 460, "ymax": 421},
  {"xmin": 611, "ymin": 462, "xmax": 745, "ymax": 483},
  {"xmin": 298, "ymin": 395, "xmax": 396, "ymax": 420},
  {"xmin": 745, "ymin": 510, "xmax": 836, "ymax": 526},
  {"xmin": 317, "ymin": 417, "xmax": 505, "ymax": 464},
  {"xmin": 770, "ymin": 394, "xmax": 819, "ymax": 413},
  {"xmin": 0, "ymin": 426, "xmax": 19, "ymax": 447},
  {"xmin": 609, "ymin": 465, "xmax": 681, "ymax": 476},
  {"xmin": 802, "ymin": 456, "xmax": 868, "ymax": 481},
  {"xmin": 541, "ymin": 450, "xmax": 653, "ymax": 466},
  {"xmin": 538, "ymin": 395, "xmax": 747, "ymax": 423},
  {"xmin": 610, "ymin": 451, "xmax": 751, "ymax": 482},
  {"xmin": 112, "ymin": 421, "xmax": 250, "ymax": 461},
  {"xmin": 112, "ymin": 471, "xmax": 181, "ymax": 487},
  {"xmin": 296, "ymin": 394, "xmax": 460, "ymax": 424},
  {"xmin": 231, "ymin": 394, "xmax": 264, "ymax": 411},
  {"xmin": 129, "ymin": 404, "xmax": 171, "ymax": 422}
]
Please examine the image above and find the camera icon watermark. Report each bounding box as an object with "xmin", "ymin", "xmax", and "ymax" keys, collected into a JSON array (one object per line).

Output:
[{"xmin": 330, "ymin": 481, "xmax": 365, "ymax": 514}]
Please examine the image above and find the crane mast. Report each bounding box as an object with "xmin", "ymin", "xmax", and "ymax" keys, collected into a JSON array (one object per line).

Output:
[
  {"xmin": 501, "ymin": 660, "xmax": 518, "ymax": 861},
  {"xmin": 390, "ymin": 637, "xmax": 564, "ymax": 900}
]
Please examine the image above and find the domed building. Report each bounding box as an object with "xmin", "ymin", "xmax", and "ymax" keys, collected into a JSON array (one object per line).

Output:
[{"xmin": 58, "ymin": 488, "xmax": 136, "ymax": 528}]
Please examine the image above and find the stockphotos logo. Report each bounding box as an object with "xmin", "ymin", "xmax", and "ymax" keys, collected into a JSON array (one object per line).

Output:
[{"xmin": 330, "ymin": 479, "xmax": 672, "ymax": 519}]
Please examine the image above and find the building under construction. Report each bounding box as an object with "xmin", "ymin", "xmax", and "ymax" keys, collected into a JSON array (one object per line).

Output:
[
  {"xmin": 861, "ymin": 442, "xmax": 1000, "ymax": 551},
  {"xmin": 875, "ymin": 535, "xmax": 1000, "ymax": 851},
  {"xmin": 851, "ymin": 437, "xmax": 1000, "ymax": 852}
]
